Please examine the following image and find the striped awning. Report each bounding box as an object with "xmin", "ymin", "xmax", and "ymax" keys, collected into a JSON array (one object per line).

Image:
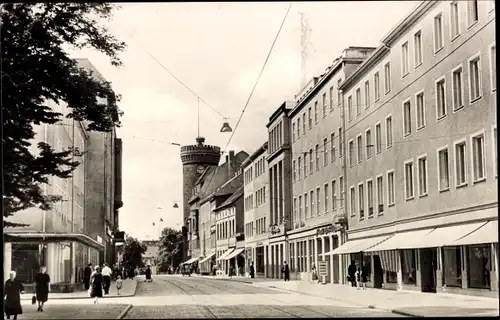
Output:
[
  {"xmin": 216, "ymin": 248, "xmax": 234, "ymax": 261},
  {"xmin": 181, "ymin": 256, "xmax": 199, "ymax": 265},
  {"xmin": 200, "ymin": 252, "xmax": 215, "ymax": 264},
  {"xmin": 373, "ymin": 250, "xmax": 399, "ymax": 273},
  {"xmin": 451, "ymin": 220, "xmax": 498, "ymax": 246}
]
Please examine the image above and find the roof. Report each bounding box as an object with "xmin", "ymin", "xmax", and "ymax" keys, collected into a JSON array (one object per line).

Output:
[
  {"xmin": 241, "ymin": 142, "xmax": 268, "ymax": 168},
  {"xmin": 201, "ymin": 171, "xmax": 243, "ymax": 204},
  {"xmin": 266, "ymin": 101, "xmax": 294, "ymax": 128},
  {"xmin": 215, "ymin": 186, "xmax": 244, "ymax": 211}
]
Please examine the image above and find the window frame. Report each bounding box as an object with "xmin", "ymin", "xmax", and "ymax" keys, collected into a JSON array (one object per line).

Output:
[
  {"xmin": 404, "ymin": 158, "xmax": 415, "ymax": 201},
  {"xmin": 376, "ymin": 173, "xmax": 384, "ymax": 215},
  {"xmin": 356, "ymin": 133, "xmax": 363, "ymax": 164},
  {"xmin": 366, "ymin": 178, "xmax": 374, "ymax": 218},
  {"xmin": 358, "ymin": 182, "xmax": 365, "ymax": 220},
  {"xmin": 347, "ymin": 95, "xmax": 353, "ymax": 122},
  {"xmin": 415, "ymin": 89, "xmax": 426, "ymax": 131},
  {"xmin": 449, "ymin": 1, "xmax": 461, "ymax": 42},
  {"xmin": 329, "ymin": 86, "xmax": 334, "ymax": 111},
  {"xmin": 466, "ymin": 0, "xmax": 479, "ymax": 29},
  {"xmin": 467, "ymin": 52, "xmax": 483, "ymax": 104},
  {"xmin": 385, "ymin": 114, "xmax": 393, "ymax": 149},
  {"xmin": 470, "ymin": 129, "xmax": 487, "ymax": 184},
  {"xmin": 365, "ymin": 127, "xmax": 373, "ymax": 159},
  {"xmin": 324, "ymin": 183, "xmax": 329, "ymax": 213},
  {"xmin": 323, "ymin": 137, "xmax": 329, "ymax": 167},
  {"xmin": 435, "ymin": 75, "xmax": 447, "ymax": 121},
  {"xmin": 387, "ymin": 169, "xmax": 396, "ymax": 206},
  {"xmin": 451, "ymin": 63, "xmax": 465, "ymax": 113},
  {"xmin": 454, "ymin": 137, "xmax": 469, "ymax": 188},
  {"xmin": 330, "ymin": 132, "xmax": 336, "ymax": 163},
  {"xmin": 401, "ymin": 41, "xmax": 410, "ymax": 77},
  {"xmin": 433, "ymin": 13, "xmax": 444, "ymax": 54},
  {"xmin": 490, "ymin": 42, "xmax": 496, "ymax": 93},
  {"xmin": 349, "ymin": 186, "xmax": 356, "ymax": 217},
  {"xmin": 375, "ymin": 121, "xmax": 382, "ymax": 154},
  {"xmin": 348, "ymin": 139, "xmax": 354, "ymax": 167},
  {"xmin": 356, "ymin": 87, "xmax": 362, "ymax": 116},
  {"xmin": 492, "ymin": 125, "xmax": 497, "ymax": 178},
  {"xmin": 374, "ymin": 71, "xmax": 381, "ymax": 101},
  {"xmin": 332, "ymin": 179, "xmax": 337, "ymax": 211},
  {"xmin": 417, "ymin": 153, "xmax": 429, "ymax": 198},
  {"xmin": 384, "ymin": 62, "xmax": 391, "ymax": 94},
  {"xmin": 402, "ymin": 97, "xmax": 412, "ymax": 138},
  {"xmin": 414, "ymin": 30, "xmax": 423, "ymax": 68}
]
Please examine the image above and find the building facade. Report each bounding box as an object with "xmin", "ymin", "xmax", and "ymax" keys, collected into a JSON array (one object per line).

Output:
[
  {"xmin": 331, "ymin": 0, "xmax": 497, "ymax": 298},
  {"xmin": 243, "ymin": 142, "xmax": 270, "ymax": 277},
  {"xmin": 287, "ymin": 47, "xmax": 376, "ymax": 283}
]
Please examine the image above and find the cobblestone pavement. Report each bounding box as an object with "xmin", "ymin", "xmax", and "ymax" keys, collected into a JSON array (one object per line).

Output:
[
  {"xmin": 17, "ymin": 304, "xmax": 128, "ymax": 319},
  {"xmin": 123, "ymin": 275, "xmax": 402, "ymax": 318}
]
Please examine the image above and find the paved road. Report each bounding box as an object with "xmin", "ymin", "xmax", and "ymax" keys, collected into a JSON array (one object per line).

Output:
[{"xmin": 124, "ymin": 275, "xmax": 403, "ymax": 318}]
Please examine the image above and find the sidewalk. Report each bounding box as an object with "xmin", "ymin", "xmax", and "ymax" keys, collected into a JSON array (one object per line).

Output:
[
  {"xmin": 253, "ymin": 280, "xmax": 499, "ymax": 317},
  {"xmin": 21, "ymin": 278, "xmax": 137, "ymax": 300}
]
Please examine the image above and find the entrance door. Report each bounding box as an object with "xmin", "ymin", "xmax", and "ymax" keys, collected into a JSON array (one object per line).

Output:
[
  {"xmin": 373, "ymin": 255, "xmax": 384, "ymax": 288},
  {"xmin": 420, "ymin": 248, "xmax": 437, "ymax": 293}
]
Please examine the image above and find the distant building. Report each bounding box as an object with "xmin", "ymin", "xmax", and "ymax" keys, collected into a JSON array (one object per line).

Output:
[{"xmin": 142, "ymin": 240, "xmax": 160, "ymax": 267}]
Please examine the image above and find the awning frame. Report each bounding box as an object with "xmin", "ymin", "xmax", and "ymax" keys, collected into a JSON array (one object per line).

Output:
[
  {"xmin": 200, "ymin": 252, "xmax": 216, "ymax": 264},
  {"xmin": 225, "ymin": 248, "xmax": 244, "ymax": 260}
]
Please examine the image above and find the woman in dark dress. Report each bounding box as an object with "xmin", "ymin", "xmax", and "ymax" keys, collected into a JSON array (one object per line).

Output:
[
  {"xmin": 145, "ymin": 265, "xmax": 152, "ymax": 282},
  {"xmin": 90, "ymin": 267, "xmax": 104, "ymax": 304},
  {"xmin": 84, "ymin": 263, "xmax": 93, "ymax": 290},
  {"xmin": 34, "ymin": 266, "xmax": 51, "ymax": 312},
  {"xmin": 4, "ymin": 270, "xmax": 24, "ymax": 320}
]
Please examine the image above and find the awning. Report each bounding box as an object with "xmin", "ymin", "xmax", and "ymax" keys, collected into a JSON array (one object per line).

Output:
[
  {"xmin": 452, "ymin": 220, "xmax": 498, "ymax": 246},
  {"xmin": 365, "ymin": 228, "xmax": 435, "ymax": 252},
  {"xmin": 216, "ymin": 248, "xmax": 234, "ymax": 261},
  {"xmin": 181, "ymin": 257, "xmax": 199, "ymax": 265},
  {"xmin": 4, "ymin": 232, "xmax": 104, "ymax": 250},
  {"xmin": 327, "ymin": 235, "xmax": 392, "ymax": 255},
  {"xmin": 200, "ymin": 252, "xmax": 215, "ymax": 264},
  {"xmin": 225, "ymin": 248, "xmax": 244, "ymax": 260},
  {"xmin": 414, "ymin": 221, "xmax": 487, "ymax": 249}
]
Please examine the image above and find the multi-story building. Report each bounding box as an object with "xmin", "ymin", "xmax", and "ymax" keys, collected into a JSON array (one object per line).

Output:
[
  {"xmin": 288, "ymin": 47, "xmax": 376, "ymax": 283},
  {"xmin": 142, "ymin": 240, "xmax": 160, "ymax": 272},
  {"xmin": 265, "ymin": 101, "xmax": 295, "ymax": 279},
  {"xmin": 3, "ymin": 59, "xmax": 123, "ymax": 291},
  {"xmin": 330, "ymin": 0, "xmax": 497, "ymax": 298},
  {"xmin": 242, "ymin": 142, "xmax": 269, "ymax": 278}
]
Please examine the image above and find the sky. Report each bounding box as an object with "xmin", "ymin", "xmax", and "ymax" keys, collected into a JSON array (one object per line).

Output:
[{"xmin": 72, "ymin": 1, "xmax": 418, "ymax": 240}]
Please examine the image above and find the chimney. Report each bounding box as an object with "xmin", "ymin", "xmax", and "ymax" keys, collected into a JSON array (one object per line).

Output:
[{"xmin": 227, "ymin": 150, "xmax": 236, "ymax": 178}]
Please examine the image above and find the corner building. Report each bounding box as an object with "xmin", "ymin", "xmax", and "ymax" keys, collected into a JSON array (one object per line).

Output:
[
  {"xmin": 331, "ymin": 0, "xmax": 497, "ymax": 298},
  {"xmin": 288, "ymin": 47, "xmax": 376, "ymax": 282}
]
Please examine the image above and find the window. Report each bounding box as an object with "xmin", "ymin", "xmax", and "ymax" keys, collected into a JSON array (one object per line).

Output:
[
  {"xmin": 350, "ymin": 187, "xmax": 356, "ymax": 216},
  {"xmin": 434, "ymin": 14, "xmax": 443, "ymax": 52},
  {"xmin": 298, "ymin": 156, "xmax": 302, "ymax": 179},
  {"xmin": 298, "ymin": 196, "xmax": 302, "ymax": 220},
  {"xmin": 414, "ymin": 31, "xmax": 423, "ymax": 67},
  {"xmin": 374, "ymin": 72, "xmax": 380, "ymax": 101},
  {"xmin": 404, "ymin": 160, "xmax": 414, "ymax": 200},
  {"xmin": 367, "ymin": 180, "xmax": 374, "ymax": 217},
  {"xmin": 310, "ymin": 190, "xmax": 314, "ymax": 217},
  {"xmin": 384, "ymin": 62, "xmax": 391, "ymax": 93},
  {"xmin": 316, "ymin": 187, "xmax": 321, "ymax": 215},
  {"xmin": 471, "ymin": 132, "xmax": 486, "ymax": 182},
  {"xmin": 356, "ymin": 88, "xmax": 361, "ymax": 115},
  {"xmin": 417, "ymin": 155, "xmax": 428, "ymax": 197},
  {"xmin": 402, "ymin": 249, "xmax": 417, "ymax": 285},
  {"xmin": 491, "ymin": 44, "xmax": 496, "ymax": 92},
  {"xmin": 292, "ymin": 123, "xmax": 296, "ymax": 142},
  {"xmin": 314, "ymin": 101, "xmax": 319, "ymax": 123},
  {"xmin": 324, "ymin": 183, "xmax": 329, "ymax": 213},
  {"xmin": 436, "ymin": 77, "xmax": 447, "ymax": 119},
  {"xmin": 308, "ymin": 107, "xmax": 312, "ymax": 129},
  {"xmin": 403, "ymin": 99, "xmax": 412, "ymax": 137},
  {"xmin": 443, "ymin": 247, "xmax": 462, "ymax": 288},
  {"xmin": 302, "ymin": 113, "xmax": 306, "ymax": 133},
  {"xmin": 467, "ymin": 0, "xmax": 478, "ymax": 27},
  {"xmin": 402, "ymin": 41, "xmax": 409, "ymax": 76},
  {"xmin": 387, "ymin": 170, "xmax": 395, "ymax": 205},
  {"xmin": 493, "ymin": 127, "xmax": 497, "ymax": 177},
  {"xmin": 304, "ymin": 152, "xmax": 308, "ymax": 177},
  {"xmin": 339, "ymin": 176, "xmax": 344, "ymax": 208},
  {"xmin": 339, "ymin": 128, "xmax": 343, "ymax": 157},
  {"xmin": 375, "ymin": 123, "xmax": 382, "ymax": 154},
  {"xmin": 293, "ymin": 198, "xmax": 297, "ymax": 223},
  {"xmin": 332, "ymin": 180, "xmax": 337, "ymax": 211},
  {"xmin": 309, "ymin": 149, "xmax": 313, "ymax": 174},
  {"xmin": 366, "ymin": 129, "xmax": 372, "ymax": 159},
  {"xmin": 348, "ymin": 95, "xmax": 353, "ymax": 121},
  {"xmin": 322, "ymin": 93, "xmax": 327, "ymax": 117},
  {"xmin": 469, "ymin": 54, "xmax": 482, "ymax": 102},
  {"xmin": 416, "ymin": 91, "xmax": 425, "ymax": 130},
  {"xmin": 452, "ymin": 66, "xmax": 464, "ymax": 111},
  {"xmin": 304, "ymin": 193, "xmax": 308, "ymax": 218},
  {"xmin": 357, "ymin": 135, "xmax": 363, "ymax": 163},
  {"xmin": 364, "ymin": 81, "xmax": 370, "ymax": 109},
  {"xmin": 386, "ymin": 115, "xmax": 393, "ymax": 148},
  {"xmin": 337, "ymin": 79, "xmax": 342, "ymax": 105},
  {"xmin": 315, "ymin": 144, "xmax": 320, "ymax": 170},
  {"xmin": 467, "ymin": 245, "xmax": 491, "ymax": 289},
  {"xmin": 348, "ymin": 140, "xmax": 354, "ymax": 167},
  {"xmin": 358, "ymin": 183, "xmax": 365, "ymax": 219},
  {"xmin": 450, "ymin": 1, "xmax": 460, "ymax": 39},
  {"xmin": 323, "ymin": 138, "xmax": 328, "ymax": 166},
  {"xmin": 293, "ymin": 160, "xmax": 297, "ymax": 182},
  {"xmin": 297, "ymin": 118, "xmax": 301, "ymax": 137},
  {"xmin": 455, "ymin": 140, "xmax": 467, "ymax": 186},
  {"xmin": 329, "ymin": 86, "xmax": 334, "ymax": 110},
  {"xmin": 376, "ymin": 175, "xmax": 384, "ymax": 214},
  {"xmin": 330, "ymin": 132, "xmax": 336, "ymax": 162},
  {"xmin": 438, "ymin": 147, "xmax": 450, "ymax": 191}
]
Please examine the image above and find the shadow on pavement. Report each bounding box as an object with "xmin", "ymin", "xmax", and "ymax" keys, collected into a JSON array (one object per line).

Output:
[{"xmin": 19, "ymin": 304, "xmax": 128, "ymax": 319}]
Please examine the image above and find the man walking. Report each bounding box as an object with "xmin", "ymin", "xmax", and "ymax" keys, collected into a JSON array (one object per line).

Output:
[
  {"xmin": 282, "ymin": 262, "xmax": 290, "ymax": 281},
  {"xmin": 101, "ymin": 263, "xmax": 112, "ymax": 295}
]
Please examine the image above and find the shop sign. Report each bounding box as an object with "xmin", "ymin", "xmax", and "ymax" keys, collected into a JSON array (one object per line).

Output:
[
  {"xmin": 316, "ymin": 225, "xmax": 336, "ymax": 236},
  {"xmin": 96, "ymin": 235, "xmax": 103, "ymax": 244},
  {"xmin": 318, "ymin": 260, "xmax": 328, "ymax": 277},
  {"xmin": 256, "ymin": 241, "xmax": 263, "ymax": 246}
]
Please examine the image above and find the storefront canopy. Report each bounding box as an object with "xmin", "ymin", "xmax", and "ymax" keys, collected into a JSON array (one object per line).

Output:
[
  {"xmin": 4, "ymin": 232, "xmax": 104, "ymax": 250},
  {"xmin": 451, "ymin": 220, "xmax": 498, "ymax": 246},
  {"xmin": 225, "ymin": 248, "xmax": 244, "ymax": 260},
  {"xmin": 365, "ymin": 228, "xmax": 435, "ymax": 252},
  {"xmin": 327, "ymin": 235, "xmax": 392, "ymax": 255},
  {"xmin": 216, "ymin": 249, "xmax": 234, "ymax": 261},
  {"xmin": 200, "ymin": 252, "xmax": 215, "ymax": 264},
  {"xmin": 413, "ymin": 221, "xmax": 487, "ymax": 249},
  {"xmin": 181, "ymin": 257, "xmax": 199, "ymax": 265}
]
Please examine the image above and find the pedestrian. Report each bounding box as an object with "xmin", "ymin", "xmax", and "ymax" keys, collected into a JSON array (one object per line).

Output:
[
  {"xmin": 4, "ymin": 271, "xmax": 24, "ymax": 320},
  {"xmin": 249, "ymin": 262, "xmax": 255, "ymax": 279},
  {"xmin": 348, "ymin": 261, "xmax": 357, "ymax": 287},
  {"xmin": 90, "ymin": 266, "xmax": 104, "ymax": 304},
  {"xmin": 228, "ymin": 265, "xmax": 233, "ymax": 279},
  {"xmin": 361, "ymin": 262, "xmax": 368, "ymax": 290},
  {"xmin": 281, "ymin": 262, "xmax": 290, "ymax": 281},
  {"xmin": 34, "ymin": 266, "xmax": 51, "ymax": 312},
  {"xmin": 115, "ymin": 275, "xmax": 123, "ymax": 295},
  {"xmin": 355, "ymin": 264, "xmax": 363, "ymax": 290},
  {"xmin": 311, "ymin": 264, "xmax": 318, "ymax": 284},
  {"xmin": 101, "ymin": 263, "xmax": 112, "ymax": 295},
  {"xmin": 84, "ymin": 263, "xmax": 93, "ymax": 290},
  {"xmin": 145, "ymin": 265, "xmax": 152, "ymax": 282}
]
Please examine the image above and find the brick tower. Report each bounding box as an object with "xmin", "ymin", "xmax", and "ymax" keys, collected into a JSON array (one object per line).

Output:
[{"xmin": 180, "ymin": 136, "xmax": 221, "ymax": 260}]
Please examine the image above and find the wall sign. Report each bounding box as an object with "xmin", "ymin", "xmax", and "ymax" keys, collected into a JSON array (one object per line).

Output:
[
  {"xmin": 270, "ymin": 225, "xmax": 282, "ymax": 235},
  {"xmin": 316, "ymin": 225, "xmax": 336, "ymax": 236}
]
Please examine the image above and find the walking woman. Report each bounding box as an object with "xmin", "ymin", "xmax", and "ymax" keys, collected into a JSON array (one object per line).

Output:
[
  {"xmin": 4, "ymin": 271, "xmax": 24, "ymax": 320},
  {"xmin": 34, "ymin": 266, "xmax": 51, "ymax": 312},
  {"xmin": 90, "ymin": 266, "xmax": 104, "ymax": 304}
]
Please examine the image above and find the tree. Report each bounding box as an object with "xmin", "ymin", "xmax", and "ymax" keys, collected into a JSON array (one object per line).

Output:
[
  {"xmin": 122, "ymin": 236, "xmax": 147, "ymax": 269},
  {"xmin": 158, "ymin": 227, "xmax": 183, "ymax": 271},
  {"xmin": 1, "ymin": 3, "xmax": 126, "ymax": 227}
]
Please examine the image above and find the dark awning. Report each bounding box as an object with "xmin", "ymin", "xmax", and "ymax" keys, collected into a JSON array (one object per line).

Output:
[{"xmin": 4, "ymin": 232, "xmax": 105, "ymax": 250}]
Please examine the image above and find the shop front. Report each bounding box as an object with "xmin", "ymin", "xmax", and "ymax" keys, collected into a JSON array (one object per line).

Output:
[{"xmin": 200, "ymin": 250, "xmax": 216, "ymax": 275}]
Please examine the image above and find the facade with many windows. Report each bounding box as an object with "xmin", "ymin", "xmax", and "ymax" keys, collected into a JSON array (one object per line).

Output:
[{"xmin": 332, "ymin": 0, "xmax": 497, "ymax": 298}]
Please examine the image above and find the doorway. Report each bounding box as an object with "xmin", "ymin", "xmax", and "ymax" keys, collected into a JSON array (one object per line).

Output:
[
  {"xmin": 373, "ymin": 255, "xmax": 384, "ymax": 288},
  {"xmin": 420, "ymin": 248, "xmax": 437, "ymax": 293}
]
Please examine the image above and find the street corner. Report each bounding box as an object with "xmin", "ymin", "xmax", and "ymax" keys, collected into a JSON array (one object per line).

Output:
[{"xmin": 17, "ymin": 303, "xmax": 130, "ymax": 319}]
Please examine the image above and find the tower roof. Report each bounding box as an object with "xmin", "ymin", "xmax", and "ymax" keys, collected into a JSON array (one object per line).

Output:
[{"xmin": 180, "ymin": 136, "xmax": 221, "ymax": 166}]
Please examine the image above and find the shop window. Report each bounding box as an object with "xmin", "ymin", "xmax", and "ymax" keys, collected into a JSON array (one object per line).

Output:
[
  {"xmin": 401, "ymin": 249, "xmax": 417, "ymax": 285},
  {"xmin": 467, "ymin": 245, "xmax": 491, "ymax": 289},
  {"xmin": 11, "ymin": 243, "xmax": 40, "ymax": 283},
  {"xmin": 443, "ymin": 246, "xmax": 462, "ymax": 287},
  {"xmin": 363, "ymin": 255, "xmax": 372, "ymax": 281},
  {"xmin": 386, "ymin": 271, "xmax": 398, "ymax": 283}
]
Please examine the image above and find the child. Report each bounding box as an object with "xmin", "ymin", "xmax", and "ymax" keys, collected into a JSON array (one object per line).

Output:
[
  {"xmin": 355, "ymin": 265, "xmax": 361, "ymax": 290},
  {"xmin": 116, "ymin": 275, "xmax": 123, "ymax": 295}
]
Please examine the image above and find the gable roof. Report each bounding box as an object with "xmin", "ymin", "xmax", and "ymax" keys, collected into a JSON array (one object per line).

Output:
[{"xmin": 215, "ymin": 186, "xmax": 244, "ymax": 211}]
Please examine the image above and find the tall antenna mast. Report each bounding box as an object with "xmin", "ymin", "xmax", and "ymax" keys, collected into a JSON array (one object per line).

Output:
[{"xmin": 299, "ymin": 11, "xmax": 311, "ymax": 88}]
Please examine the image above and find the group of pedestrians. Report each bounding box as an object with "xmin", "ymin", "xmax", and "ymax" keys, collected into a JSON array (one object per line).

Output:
[
  {"xmin": 83, "ymin": 263, "xmax": 124, "ymax": 304},
  {"xmin": 4, "ymin": 266, "xmax": 51, "ymax": 320},
  {"xmin": 348, "ymin": 260, "xmax": 368, "ymax": 289}
]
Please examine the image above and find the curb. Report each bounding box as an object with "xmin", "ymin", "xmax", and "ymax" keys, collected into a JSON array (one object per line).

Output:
[{"xmin": 116, "ymin": 304, "xmax": 133, "ymax": 319}]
